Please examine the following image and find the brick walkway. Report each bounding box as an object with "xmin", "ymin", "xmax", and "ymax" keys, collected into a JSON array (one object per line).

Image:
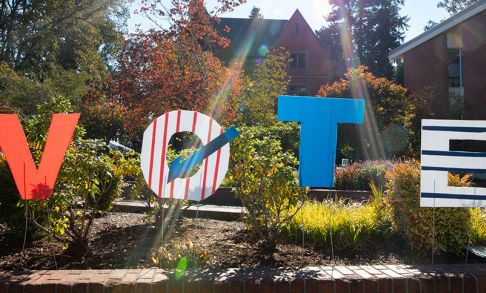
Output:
[{"xmin": 2, "ymin": 264, "xmax": 486, "ymax": 292}]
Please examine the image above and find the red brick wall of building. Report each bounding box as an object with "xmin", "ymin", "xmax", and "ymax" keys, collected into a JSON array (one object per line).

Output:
[
  {"xmin": 275, "ymin": 10, "xmax": 331, "ymax": 95},
  {"xmin": 403, "ymin": 34, "xmax": 449, "ymax": 117},
  {"xmin": 461, "ymin": 10, "xmax": 486, "ymax": 120},
  {"xmin": 403, "ymin": 10, "xmax": 485, "ymax": 120}
]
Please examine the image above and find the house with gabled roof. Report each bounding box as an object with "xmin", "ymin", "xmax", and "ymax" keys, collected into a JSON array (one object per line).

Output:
[
  {"xmin": 214, "ymin": 10, "xmax": 331, "ymax": 96},
  {"xmin": 389, "ymin": 0, "xmax": 486, "ymax": 120}
]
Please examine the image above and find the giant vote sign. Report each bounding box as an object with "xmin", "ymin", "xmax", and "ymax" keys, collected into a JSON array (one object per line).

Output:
[
  {"xmin": 0, "ymin": 95, "xmax": 485, "ymax": 208},
  {"xmin": 0, "ymin": 114, "xmax": 79, "ymax": 200},
  {"xmin": 420, "ymin": 119, "xmax": 486, "ymax": 207},
  {"xmin": 140, "ymin": 110, "xmax": 237, "ymax": 202}
]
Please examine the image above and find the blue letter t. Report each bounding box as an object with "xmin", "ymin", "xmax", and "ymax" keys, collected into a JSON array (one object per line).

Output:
[{"xmin": 277, "ymin": 96, "xmax": 365, "ymax": 187}]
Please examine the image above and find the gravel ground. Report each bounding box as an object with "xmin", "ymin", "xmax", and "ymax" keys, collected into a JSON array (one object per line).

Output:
[{"xmin": 0, "ymin": 212, "xmax": 483, "ymax": 271}]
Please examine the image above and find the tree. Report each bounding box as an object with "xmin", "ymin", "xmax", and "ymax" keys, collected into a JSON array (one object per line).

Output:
[
  {"xmin": 315, "ymin": 22, "xmax": 346, "ymax": 81},
  {"xmin": 137, "ymin": 0, "xmax": 244, "ymax": 50},
  {"xmin": 425, "ymin": 0, "xmax": 478, "ymax": 31},
  {"xmin": 112, "ymin": 34, "xmax": 243, "ymax": 147},
  {"xmin": 318, "ymin": 66, "xmax": 414, "ymax": 159},
  {"xmin": 316, "ymin": 0, "xmax": 409, "ymax": 80},
  {"xmin": 0, "ymin": 63, "xmax": 90, "ymax": 115},
  {"xmin": 112, "ymin": 0, "xmax": 245, "ymax": 147},
  {"xmin": 0, "ymin": 0, "xmax": 127, "ymax": 81},
  {"xmin": 438, "ymin": 0, "xmax": 479, "ymax": 14},
  {"xmin": 424, "ymin": 20, "xmax": 439, "ymax": 31},
  {"xmin": 0, "ymin": 0, "xmax": 128, "ymax": 146},
  {"xmin": 237, "ymin": 48, "xmax": 290, "ymax": 126},
  {"xmin": 249, "ymin": 6, "xmax": 263, "ymax": 19}
]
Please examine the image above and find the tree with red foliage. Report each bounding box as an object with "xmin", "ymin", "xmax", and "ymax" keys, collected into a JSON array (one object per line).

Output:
[
  {"xmin": 318, "ymin": 66, "xmax": 414, "ymax": 159},
  {"xmin": 111, "ymin": 0, "xmax": 245, "ymax": 146}
]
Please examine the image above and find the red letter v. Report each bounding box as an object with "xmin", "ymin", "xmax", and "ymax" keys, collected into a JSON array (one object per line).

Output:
[{"xmin": 0, "ymin": 114, "xmax": 79, "ymax": 200}]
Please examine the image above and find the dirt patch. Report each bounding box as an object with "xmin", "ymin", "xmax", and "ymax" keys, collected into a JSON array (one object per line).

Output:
[
  {"xmin": 0, "ymin": 213, "xmax": 153, "ymax": 270},
  {"xmin": 0, "ymin": 212, "xmax": 484, "ymax": 271}
]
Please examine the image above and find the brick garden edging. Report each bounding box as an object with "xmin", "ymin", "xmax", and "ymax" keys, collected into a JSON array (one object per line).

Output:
[{"xmin": 2, "ymin": 264, "xmax": 486, "ymax": 292}]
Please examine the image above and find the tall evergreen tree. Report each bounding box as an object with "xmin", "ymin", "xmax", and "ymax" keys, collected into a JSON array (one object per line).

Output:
[
  {"xmin": 249, "ymin": 6, "xmax": 263, "ymax": 19},
  {"xmin": 316, "ymin": 0, "xmax": 408, "ymax": 80}
]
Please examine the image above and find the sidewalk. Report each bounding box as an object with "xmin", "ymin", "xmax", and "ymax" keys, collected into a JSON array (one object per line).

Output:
[{"xmin": 113, "ymin": 200, "xmax": 245, "ymax": 221}]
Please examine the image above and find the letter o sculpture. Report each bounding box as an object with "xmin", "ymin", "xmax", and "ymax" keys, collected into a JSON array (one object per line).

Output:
[{"xmin": 140, "ymin": 110, "xmax": 229, "ymax": 201}]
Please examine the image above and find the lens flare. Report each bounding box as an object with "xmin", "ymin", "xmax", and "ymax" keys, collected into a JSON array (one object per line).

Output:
[
  {"xmin": 337, "ymin": 11, "xmax": 386, "ymax": 159},
  {"xmin": 258, "ymin": 44, "xmax": 269, "ymax": 57},
  {"xmin": 175, "ymin": 256, "xmax": 188, "ymax": 279}
]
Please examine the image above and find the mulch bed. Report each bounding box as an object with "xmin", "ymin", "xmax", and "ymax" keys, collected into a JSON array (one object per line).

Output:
[{"xmin": 0, "ymin": 212, "xmax": 483, "ymax": 271}]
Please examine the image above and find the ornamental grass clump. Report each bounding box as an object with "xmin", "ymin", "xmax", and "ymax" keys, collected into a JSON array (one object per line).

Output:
[
  {"xmin": 281, "ymin": 185, "xmax": 390, "ymax": 250},
  {"xmin": 384, "ymin": 160, "xmax": 471, "ymax": 255}
]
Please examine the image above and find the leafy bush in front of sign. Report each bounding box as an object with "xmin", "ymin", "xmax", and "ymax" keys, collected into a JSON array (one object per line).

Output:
[
  {"xmin": 0, "ymin": 154, "xmax": 41, "ymax": 239},
  {"xmin": 230, "ymin": 126, "xmax": 308, "ymax": 254},
  {"xmin": 384, "ymin": 160, "xmax": 471, "ymax": 255},
  {"xmin": 45, "ymin": 140, "xmax": 139, "ymax": 253},
  {"xmin": 0, "ymin": 96, "xmax": 138, "ymax": 253},
  {"xmin": 151, "ymin": 239, "xmax": 208, "ymax": 270},
  {"xmin": 470, "ymin": 208, "xmax": 486, "ymax": 244},
  {"xmin": 334, "ymin": 161, "xmax": 389, "ymax": 191}
]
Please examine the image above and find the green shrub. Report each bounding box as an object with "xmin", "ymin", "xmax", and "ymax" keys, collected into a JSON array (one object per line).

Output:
[
  {"xmin": 230, "ymin": 126, "xmax": 307, "ymax": 253},
  {"xmin": 334, "ymin": 161, "xmax": 388, "ymax": 191},
  {"xmin": 0, "ymin": 97, "xmax": 136, "ymax": 253},
  {"xmin": 384, "ymin": 160, "xmax": 471, "ymax": 255},
  {"xmin": 0, "ymin": 154, "xmax": 41, "ymax": 238},
  {"xmin": 0, "ymin": 96, "xmax": 82, "ymax": 238},
  {"xmin": 151, "ymin": 239, "xmax": 208, "ymax": 271},
  {"xmin": 27, "ymin": 139, "xmax": 133, "ymax": 254},
  {"xmin": 281, "ymin": 188, "xmax": 390, "ymax": 250},
  {"xmin": 228, "ymin": 122, "xmax": 300, "ymax": 161},
  {"xmin": 471, "ymin": 208, "xmax": 486, "ymax": 243}
]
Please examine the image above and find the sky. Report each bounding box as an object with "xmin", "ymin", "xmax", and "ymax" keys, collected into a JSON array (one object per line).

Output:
[{"xmin": 127, "ymin": 0, "xmax": 451, "ymax": 42}]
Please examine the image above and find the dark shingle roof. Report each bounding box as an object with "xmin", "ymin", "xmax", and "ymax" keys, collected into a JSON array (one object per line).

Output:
[
  {"xmin": 389, "ymin": 0, "xmax": 486, "ymax": 60},
  {"xmin": 214, "ymin": 17, "xmax": 288, "ymax": 62}
]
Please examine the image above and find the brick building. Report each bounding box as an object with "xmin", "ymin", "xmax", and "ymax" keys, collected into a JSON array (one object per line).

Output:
[
  {"xmin": 215, "ymin": 10, "xmax": 331, "ymax": 96},
  {"xmin": 389, "ymin": 1, "xmax": 486, "ymax": 120}
]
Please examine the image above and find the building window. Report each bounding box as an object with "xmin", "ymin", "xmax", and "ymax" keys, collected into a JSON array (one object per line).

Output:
[
  {"xmin": 447, "ymin": 48, "xmax": 463, "ymax": 88},
  {"xmin": 295, "ymin": 24, "xmax": 300, "ymax": 34},
  {"xmin": 290, "ymin": 52, "xmax": 307, "ymax": 68},
  {"xmin": 287, "ymin": 85, "xmax": 308, "ymax": 96},
  {"xmin": 447, "ymin": 48, "xmax": 464, "ymax": 119}
]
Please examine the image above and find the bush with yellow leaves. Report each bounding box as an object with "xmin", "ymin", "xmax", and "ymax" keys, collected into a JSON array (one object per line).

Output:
[
  {"xmin": 151, "ymin": 239, "xmax": 208, "ymax": 271},
  {"xmin": 384, "ymin": 160, "xmax": 471, "ymax": 255}
]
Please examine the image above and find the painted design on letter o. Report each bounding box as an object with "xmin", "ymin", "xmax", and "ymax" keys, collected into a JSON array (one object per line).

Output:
[{"xmin": 140, "ymin": 110, "xmax": 229, "ymax": 201}]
